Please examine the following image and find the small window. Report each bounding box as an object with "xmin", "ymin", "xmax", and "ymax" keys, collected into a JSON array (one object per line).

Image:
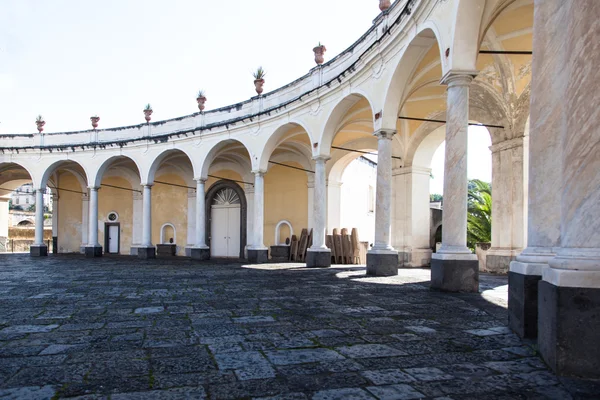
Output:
[
  {"xmin": 15, "ymin": 198, "xmax": 19, "ymax": 205},
  {"xmin": 26, "ymin": 197, "xmax": 29, "ymax": 204},
  {"xmin": 107, "ymin": 211, "xmax": 119, "ymax": 222},
  {"xmin": 368, "ymin": 186, "xmax": 375, "ymax": 213}
]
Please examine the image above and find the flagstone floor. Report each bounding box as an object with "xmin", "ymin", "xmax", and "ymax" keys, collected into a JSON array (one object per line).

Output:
[{"xmin": 0, "ymin": 254, "xmax": 598, "ymax": 399}]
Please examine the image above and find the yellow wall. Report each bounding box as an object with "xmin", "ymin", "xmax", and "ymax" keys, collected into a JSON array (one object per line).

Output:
[
  {"xmin": 264, "ymin": 164, "xmax": 308, "ymax": 249},
  {"xmin": 152, "ymin": 173, "xmax": 188, "ymax": 255},
  {"xmin": 57, "ymin": 173, "xmax": 83, "ymax": 253},
  {"xmin": 98, "ymin": 176, "xmax": 134, "ymax": 254}
]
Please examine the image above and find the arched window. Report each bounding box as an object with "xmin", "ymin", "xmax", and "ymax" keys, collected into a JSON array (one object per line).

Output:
[{"xmin": 274, "ymin": 220, "xmax": 293, "ymax": 245}]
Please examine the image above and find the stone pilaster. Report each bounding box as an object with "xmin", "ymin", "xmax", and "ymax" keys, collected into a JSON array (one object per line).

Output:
[
  {"xmin": 248, "ymin": 171, "xmax": 268, "ymax": 263},
  {"xmin": 307, "ymin": 156, "xmax": 331, "ymax": 268},
  {"xmin": 367, "ymin": 130, "xmax": 398, "ymax": 276},
  {"xmin": 537, "ymin": 0, "xmax": 600, "ymax": 378},
  {"xmin": 191, "ymin": 179, "xmax": 209, "ymax": 260},
  {"xmin": 486, "ymin": 137, "xmax": 527, "ymax": 273},
  {"xmin": 85, "ymin": 187, "xmax": 102, "ymax": 257},
  {"xmin": 30, "ymin": 187, "xmax": 48, "ymax": 257},
  {"xmin": 508, "ymin": 0, "xmax": 565, "ymax": 339},
  {"xmin": 431, "ymin": 72, "xmax": 478, "ymax": 292},
  {"xmin": 391, "ymin": 166, "xmax": 433, "ymax": 268}
]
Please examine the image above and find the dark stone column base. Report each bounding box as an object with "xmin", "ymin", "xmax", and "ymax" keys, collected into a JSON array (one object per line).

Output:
[
  {"xmin": 367, "ymin": 251, "xmax": 399, "ymax": 276},
  {"xmin": 190, "ymin": 247, "xmax": 210, "ymax": 261},
  {"xmin": 270, "ymin": 245, "xmax": 290, "ymax": 262},
  {"xmin": 306, "ymin": 250, "xmax": 331, "ymax": 268},
  {"xmin": 30, "ymin": 245, "xmax": 48, "ymax": 257},
  {"xmin": 431, "ymin": 258, "xmax": 479, "ymax": 292},
  {"xmin": 539, "ymin": 280, "xmax": 600, "ymax": 378},
  {"xmin": 508, "ymin": 271, "xmax": 541, "ymax": 339},
  {"xmin": 486, "ymin": 254, "xmax": 514, "ymax": 274},
  {"xmin": 136, "ymin": 247, "xmax": 156, "ymax": 259},
  {"xmin": 85, "ymin": 246, "xmax": 103, "ymax": 258},
  {"xmin": 248, "ymin": 249, "xmax": 268, "ymax": 264}
]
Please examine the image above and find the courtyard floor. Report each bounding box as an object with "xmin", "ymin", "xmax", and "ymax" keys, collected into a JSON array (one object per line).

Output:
[{"xmin": 0, "ymin": 255, "xmax": 598, "ymax": 399}]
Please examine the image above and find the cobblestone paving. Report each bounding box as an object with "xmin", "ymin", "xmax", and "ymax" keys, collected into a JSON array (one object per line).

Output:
[{"xmin": 0, "ymin": 255, "xmax": 598, "ymax": 399}]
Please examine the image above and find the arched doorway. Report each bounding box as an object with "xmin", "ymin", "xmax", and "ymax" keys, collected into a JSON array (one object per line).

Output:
[{"xmin": 205, "ymin": 180, "xmax": 247, "ymax": 258}]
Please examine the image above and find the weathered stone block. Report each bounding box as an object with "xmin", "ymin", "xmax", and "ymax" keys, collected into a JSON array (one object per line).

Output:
[
  {"xmin": 306, "ymin": 250, "xmax": 331, "ymax": 268},
  {"xmin": 84, "ymin": 245, "xmax": 103, "ymax": 258},
  {"xmin": 30, "ymin": 245, "xmax": 48, "ymax": 257},
  {"xmin": 190, "ymin": 247, "xmax": 210, "ymax": 261},
  {"xmin": 136, "ymin": 246, "xmax": 156, "ymax": 259},
  {"xmin": 431, "ymin": 258, "xmax": 479, "ymax": 292},
  {"xmin": 508, "ymin": 271, "xmax": 540, "ymax": 338},
  {"xmin": 156, "ymin": 244, "xmax": 176, "ymax": 257},
  {"xmin": 538, "ymin": 281, "xmax": 600, "ymax": 378},
  {"xmin": 367, "ymin": 252, "xmax": 398, "ymax": 276},
  {"xmin": 270, "ymin": 245, "xmax": 290, "ymax": 262},
  {"xmin": 247, "ymin": 249, "xmax": 268, "ymax": 264}
]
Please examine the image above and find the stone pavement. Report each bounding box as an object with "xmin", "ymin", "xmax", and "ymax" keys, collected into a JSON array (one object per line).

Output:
[{"xmin": 0, "ymin": 255, "xmax": 598, "ymax": 399}]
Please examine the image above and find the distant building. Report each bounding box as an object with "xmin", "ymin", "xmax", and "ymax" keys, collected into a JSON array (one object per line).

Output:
[{"xmin": 10, "ymin": 184, "xmax": 52, "ymax": 211}]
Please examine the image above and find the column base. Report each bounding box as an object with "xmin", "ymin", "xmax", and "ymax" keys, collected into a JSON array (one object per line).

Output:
[
  {"xmin": 367, "ymin": 250, "xmax": 399, "ymax": 276},
  {"xmin": 431, "ymin": 255, "xmax": 479, "ymax": 292},
  {"xmin": 85, "ymin": 246, "xmax": 103, "ymax": 258},
  {"xmin": 398, "ymin": 248, "xmax": 432, "ymax": 268},
  {"xmin": 248, "ymin": 248, "xmax": 268, "ymax": 264},
  {"xmin": 136, "ymin": 247, "xmax": 156, "ymax": 259},
  {"xmin": 30, "ymin": 245, "xmax": 48, "ymax": 257},
  {"xmin": 306, "ymin": 249, "xmax": 331, "ymax": 268},
  {"xmin": 508, "ymin": 267, "xmax": 541, "ymax": 339},
  {"xmin": 190, "ymin": 247, "xmax": 210, "ymax": 261},
  {"xmin": 539, "ymin": 280, "xmax": 600, "ymax": 378}
]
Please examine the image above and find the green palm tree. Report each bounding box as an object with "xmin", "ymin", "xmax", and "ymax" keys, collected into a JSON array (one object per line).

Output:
[{"xmin": 467, "ymin": 179, "xmax": 492, "ymax": 250}]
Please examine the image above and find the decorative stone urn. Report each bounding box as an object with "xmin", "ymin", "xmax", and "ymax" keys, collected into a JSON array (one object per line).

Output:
[
  {"xmin": 313, "ymin": 44, "xmax": 327, "ymax": 65},
  {"xmin": 379, "ymin": 0, "xmax": 391, "ymax": 11},
  {"xmin": 197, "ymin": 95, "xmax": 207, "ymax": 112},
  {"xmin": 254, "ymin": 79, "xmax": 265, "ymax": 95},
  {"xmin": 35, "ymin": 119, "xmax": 45, "ymax": 133},
  {"xmin": 90, "ymin": 116, "xmax": 100, "ymax": 129},
  {"xmin": 144, "ymin": 108, "xmax": 153, "ymax": 123}
]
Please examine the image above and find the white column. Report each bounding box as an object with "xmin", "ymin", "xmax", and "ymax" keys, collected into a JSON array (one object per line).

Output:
[
  {"xmin": 251, "ymin": 171, "xmax": 266, "ymax": 249},
  {"xmin": 307, "ymin": 178, "xmax": 315, "ymax": 230},
  {"xmin": 81, "ymin": 194, "xmax": 89, "ymax": 250},
  {"xmin": 195, "ymin": 179, "xmax": 207, "ymax": 248},
  {"xmin": 487, "ymin": 137, "xmax": 527, "ymax": 272},
  {"xmin": 187, "ymin": 188, "xmax": 196, "ymax": 249},
  {"xmin": 244, "ymin": 183, "xmax": 255, "ymax": 252},
  {"xmin": 87, "ymin": 187, "xmax": 100, "ymax": 247},
  {"xmin": 33, "ymin": 187, "xmax": 45, "ymax": 246},
  {"xmin": 141, "ymin": 184, "xmax": 153, "ymax": 247},
  {"xmin": 51, "ymin": 194, "xmax": 59, "ymax": 238},
  {"xmin": 434, "ymin": 74, "xmax": 477, "ymax": 260},
  {"xmin": 310, "ymin": 156, "xmax": 329, "ymax": 250},
  {"xmin": 371, "ymin": 130, "xmax": 396, "ymax": 251},
  {"xmin": 131, "ymin": 191, "xmax": 143, "ymax": 248}
]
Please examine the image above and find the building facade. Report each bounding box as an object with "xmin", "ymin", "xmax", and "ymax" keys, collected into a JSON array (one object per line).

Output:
[{"xmin": 0, "ymin": 0, "xmax": 598, "ymax": 378}]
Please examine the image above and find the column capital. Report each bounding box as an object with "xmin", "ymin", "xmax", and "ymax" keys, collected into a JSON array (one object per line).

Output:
[
  {"xmin": 251, "ymin": 169, "xmax": 267, "ymax": 177},
  {"xmin": 312, "ymin": 155, "xmax": 331, "ymax": 163},
  {"xmin": 142, "ymin": 184, "xmax": 153, "ymax": 189},
  {"xmin": 489, "ymin": 136, "xmax": 526, "ymax": 153},
  {"xmin": 440, "ymin": 70, "xmax": 478, "ymax": 86},
  {"xmin": 195, "ymin": 178, "xmax": 207, "ymax": 184},
  {"xmin": 33, "ymin": 186, "xmax": 46, "ymax": 193},
  {"xmin": 87, "ymin": 186, "xmax": 100, "ymax": 191},
  {"xmin": 374, "ymin": 129, "xmax": 396, "ymax": 140}
]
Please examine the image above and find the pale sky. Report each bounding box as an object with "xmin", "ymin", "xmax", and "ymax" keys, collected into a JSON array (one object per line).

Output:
[{"xmin": 0, "ymin": 0, "xmax": 491, "ymax": 191}]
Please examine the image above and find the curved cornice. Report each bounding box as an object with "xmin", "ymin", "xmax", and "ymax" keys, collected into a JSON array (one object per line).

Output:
[{"xmin": 0, "ymin": 0, "xmax": 419, "ymax": 153}]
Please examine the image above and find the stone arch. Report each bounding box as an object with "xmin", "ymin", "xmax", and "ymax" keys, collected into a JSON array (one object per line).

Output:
[
  {"xmin": 258, "ymin": 122, "xmax": 314, "ymax": 172},
  {"xmin": 381, "ymin": 27, "xmax": 444, "ymax": 131},
  {"xmin": 327, "ymin": 137, "xmax": 379, "ymax": 184},
  {"xmin": 39, "ymin": 160, "xmax": 89, "ymax": 190},
  {"xmin": 146, "ymin": 148, "xmax": 197, "ymax": 185},
  {"xmin": 0, "ymin": 162, "xmax": 37, "ymax": 190},
  {"xmin": 205, "ymin": 180, "xmax": 247, "ymax": 259},
  {"xmin": 200, "ymin": 139, "xmax": 253, "ymax": 179},
  {"xmin": 92, "ymin": 155, "xmax": 143, "ymax": 187},
  {"xmin": 317, "ymin": 93, "xmax": 376, "ymax": 157},
  {"xmin": 274, "ymin": 220, "xmax": 293, "ymax": 245}
]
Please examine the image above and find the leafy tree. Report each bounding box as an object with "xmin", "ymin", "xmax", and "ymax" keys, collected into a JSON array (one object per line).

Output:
[
  {"xmin": 27, "ymin": 204, "xmax": 36, "ymax": 212},
  {"xmin": 467, "ymin": 179, "xmax": 492, "ymax": 250},
  {"xmin": 430, "ymin": 193, "xmax": 443, "ymax": 202}
]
